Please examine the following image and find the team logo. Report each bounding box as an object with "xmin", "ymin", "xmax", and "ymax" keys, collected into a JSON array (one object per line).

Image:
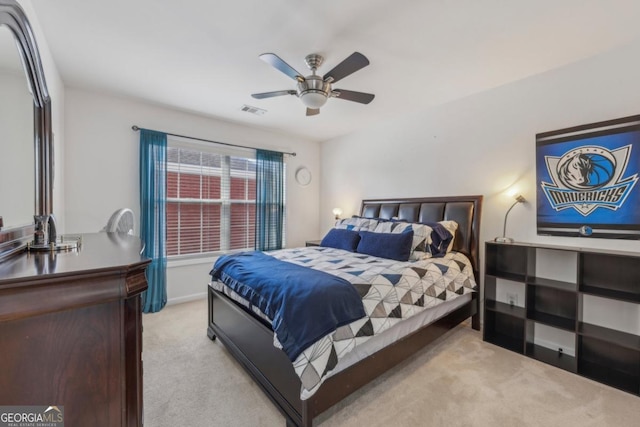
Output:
[{"xmin": 540, "ymin": 145, "xmax": 638, "ymax": 216}]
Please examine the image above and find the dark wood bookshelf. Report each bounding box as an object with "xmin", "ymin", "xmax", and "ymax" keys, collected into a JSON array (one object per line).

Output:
[
  {"xmin": 527, "ymin": 311, "xmax": 576, "ymax": 332},
  {"xmin": 485, "ymin": 300, "xmax": 526, "ymax": 318},
  {"xmin": 484, "ymin": 241, "xmax": 640, "ymax": 397},
  {"xmin": 580, "ymin": 285, "xmax": 640, "ymax": 304},
  {"xmin": 578, "ymin": 322, "xmax": 640, "ymax": 351},
  {"xmin": 527, "ymin": 276, "xmax": 577, "ymax": 292},
  {"xmin": 485, "ymin": 271, "xmax": 527, "ymax": 283},
  {"xmin": 579, "ymin": 360, "xmax": 639, "ymax": 395},
  {"xmin": 525, "ymin": 343, "xmax": 577, "ymax": 373}
]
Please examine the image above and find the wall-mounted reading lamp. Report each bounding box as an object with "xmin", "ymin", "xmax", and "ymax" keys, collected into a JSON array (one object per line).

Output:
[
  {"xmin": 495, "ymin": 194, "xmax": 526, "ymax": 243},
  {"xmin": 332, "ymin": 208, "xmax": 343, "ymax": 220}
]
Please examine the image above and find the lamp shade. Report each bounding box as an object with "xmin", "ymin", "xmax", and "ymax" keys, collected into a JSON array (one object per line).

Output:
[{"xmin": 300, "ymin": 91, "xmax": 328, "ymax": 109}]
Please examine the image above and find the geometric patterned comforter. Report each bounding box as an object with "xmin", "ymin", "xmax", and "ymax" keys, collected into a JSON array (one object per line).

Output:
[{"xmin": 210, "ymin": 246, "xmax": 477, "ymax": 400}]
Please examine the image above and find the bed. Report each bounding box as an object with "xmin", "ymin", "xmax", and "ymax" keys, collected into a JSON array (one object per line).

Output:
[{"xmin": 207, "ymin": 195, "xmax": 482, "ymax": 427}]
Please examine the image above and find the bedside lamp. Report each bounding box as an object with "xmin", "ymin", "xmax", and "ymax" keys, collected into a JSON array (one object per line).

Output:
[
  {"xmin": 495, "ymin": 194, "xmax": 526, "ymax": 243},
  {"xmin": 332, "ymin": 208, "xmax": 343, "ymax": 220}
]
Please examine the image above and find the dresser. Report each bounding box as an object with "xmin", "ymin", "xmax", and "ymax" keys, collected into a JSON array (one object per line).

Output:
[{"xmin": 0, "ymin": 233, "xmax": 150, "ymax": 426}]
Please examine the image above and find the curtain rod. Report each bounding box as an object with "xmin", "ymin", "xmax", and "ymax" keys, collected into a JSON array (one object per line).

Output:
[{"xmin": 131, "ymin": 125, "xmax": 296, "ymax": 157}]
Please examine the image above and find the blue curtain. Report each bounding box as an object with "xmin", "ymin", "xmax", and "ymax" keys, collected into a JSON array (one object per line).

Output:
[
  {"xmin": 139, "ymin": 129, "xmax": 167, "ymax": 313},
  {"xmin": 256, "ymin": 149, "xmax": 284, "ymax": 251}
]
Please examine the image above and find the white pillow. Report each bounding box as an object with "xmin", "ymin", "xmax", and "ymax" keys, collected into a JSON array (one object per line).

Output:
[
  {"xmin": 373, "ymin": 221, "xmax": 433, "ymax": 261},
  {"xmin": 335, "ymin": 217, "xmax": 379, "ymax": 232}
]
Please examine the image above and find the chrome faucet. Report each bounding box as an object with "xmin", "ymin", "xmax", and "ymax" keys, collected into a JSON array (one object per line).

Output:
[
  {"xmin": 33, "ymin": 214, "xmax": 49, "ymax": 246},
  {"xmin": 28, "ymin": 213, "xmax": 79, "ymax": 253},
  {"xmin": 33, "ymin": 213, "xmax": 57, "ymax": 246}
]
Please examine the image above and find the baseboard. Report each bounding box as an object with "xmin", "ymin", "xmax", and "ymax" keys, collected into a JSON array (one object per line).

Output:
[{"xmin": 166, "ymin": 292, "xmax": 207, "ymax": 306}]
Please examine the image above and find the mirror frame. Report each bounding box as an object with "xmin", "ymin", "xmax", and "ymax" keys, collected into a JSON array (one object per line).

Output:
[{"xmin": 0, "ymin": 0, "xmax": 53, "ymax": 259}]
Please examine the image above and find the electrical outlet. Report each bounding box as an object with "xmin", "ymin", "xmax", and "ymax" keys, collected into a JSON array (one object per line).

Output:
[{"xmin": 506, "ymin": 292, "xmax": 518, "ymax": 307}]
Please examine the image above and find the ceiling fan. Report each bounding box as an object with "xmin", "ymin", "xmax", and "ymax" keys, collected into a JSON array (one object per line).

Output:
[{"xmin": 251, "ymin": 52, "xmax": 375, "ymax": 116}]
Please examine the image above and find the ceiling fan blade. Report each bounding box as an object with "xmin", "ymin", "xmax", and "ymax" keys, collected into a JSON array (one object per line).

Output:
[
  {"xmin": 252, "ymin": 90, "xmax": 297, "ymax": 99},
  {"xmin": 332, "ymin": 89, "xmax": 375, "ymax": 104},
  {"xmin": 259, "ymin": 53, "xmax": 305, "ymax": 82},
  {"xmin": 323, "ymin": 52, "xmax": 370, "ymax": 83},
  {"xmin": 306, "ymin": 108, "xmax": 320, "ymax": 116}
]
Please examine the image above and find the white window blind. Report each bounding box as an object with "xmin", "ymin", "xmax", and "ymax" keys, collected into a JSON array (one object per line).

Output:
[{"xmin": 166, "ymin": 143, "xmax": 256, "ymax": 257}]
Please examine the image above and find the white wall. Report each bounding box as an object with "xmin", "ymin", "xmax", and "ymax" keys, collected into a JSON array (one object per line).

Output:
[
  {"xmin": 64, "ymin": 88, "xmax": 320, "ymax": 302},
  {"xmin": 321, "ymin": 38, "xmax": 640, "ymax": 340},
  {"xmin": 321, "ymin": 38, "xmax": 640, "ymax": 255}
]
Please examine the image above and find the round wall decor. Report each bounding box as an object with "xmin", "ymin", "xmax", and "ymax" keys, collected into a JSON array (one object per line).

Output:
[{"xmin": 295, "ymin": 166, "xmax": 312, "ymax": 186}]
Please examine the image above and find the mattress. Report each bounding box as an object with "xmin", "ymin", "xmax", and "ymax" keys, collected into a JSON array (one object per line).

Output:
[
  {"xmin": 326, "ymin": 293, "xmax": 471, "ymax": 378},
  {"xmin": 209, "ymin": 280, "xmax": 470, "ymax": 366}
]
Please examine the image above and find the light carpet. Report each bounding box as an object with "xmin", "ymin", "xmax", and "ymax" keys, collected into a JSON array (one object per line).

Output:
[{"xmin": 142, "ymin": 299, "xmax": 639, "ymax": 427}]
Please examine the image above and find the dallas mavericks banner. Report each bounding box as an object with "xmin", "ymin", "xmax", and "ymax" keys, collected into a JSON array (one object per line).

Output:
[
  {"xmin": 536, "ymin": 116, "xmax": 640, "ymax": 238},
  {"xmin": 540, "ymin": 144, "xmax": 637, "ymax": 216}
]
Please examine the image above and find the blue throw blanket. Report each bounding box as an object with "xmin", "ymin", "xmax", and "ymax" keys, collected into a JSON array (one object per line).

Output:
[{"xmin": 210, "ymin": 251, "xmax": 366, "ymax": 361}]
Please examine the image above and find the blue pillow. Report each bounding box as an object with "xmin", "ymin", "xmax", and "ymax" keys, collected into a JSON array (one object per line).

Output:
[
  {"xmin": 320, "ymin": 228, "xmax": 361, "ymax": 252},
  {"xmin": 356, "ymin": 230, "xmax": 414, "ymax": 261}
]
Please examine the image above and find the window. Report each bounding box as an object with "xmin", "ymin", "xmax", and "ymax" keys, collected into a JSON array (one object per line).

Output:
[{"xmin": 166, "ymin": 143, "xmax": 257, "ymax": 257}]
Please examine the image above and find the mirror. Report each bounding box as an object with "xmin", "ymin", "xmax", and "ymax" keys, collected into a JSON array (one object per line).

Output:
[
  {"xmin": 0, "ymin": 0, "xmax": 53, "ymax": 259},
  {"xmin": 0, "ymin": 25, "xmax": 34, "ymax": 229}
]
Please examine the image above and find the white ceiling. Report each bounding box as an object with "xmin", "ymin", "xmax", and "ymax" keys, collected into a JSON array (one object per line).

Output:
[{"xmin": 29, "ymin": 0, "xmax": 640, "ymax": 142}]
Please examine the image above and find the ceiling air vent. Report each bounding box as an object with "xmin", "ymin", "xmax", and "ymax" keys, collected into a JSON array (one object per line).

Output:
[{"xmin": 241, "ymin": 104, "xmax": 267, "ymax": 116}]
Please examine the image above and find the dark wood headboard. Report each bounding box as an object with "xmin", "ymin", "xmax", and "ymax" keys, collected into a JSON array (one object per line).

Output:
[{"xmin": 360, "ymin": 195, "xmax": 483, "ymax": 279}]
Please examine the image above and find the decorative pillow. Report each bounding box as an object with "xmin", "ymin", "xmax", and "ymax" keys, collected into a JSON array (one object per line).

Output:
[
  {"xmin": 438, "ymin": 220, "xmax": 458, "ymax": 253},
  {"xmin": 334, "ymin": 217, "xmax": 379, "ymax": 232},
  {"xmin": 320, "ymin": 228, "xmax": 361, "ymax": 252},
  {"xmin": 357, "ymin": 230, "xmax": 414, "ymax": 261},
  {"xmin": 373, "ymin": 221, "xmax": 432, "ymax": 261},
  {"xmin": 422, "ymin": 221, "xmax": 455, "ymax": 257}
]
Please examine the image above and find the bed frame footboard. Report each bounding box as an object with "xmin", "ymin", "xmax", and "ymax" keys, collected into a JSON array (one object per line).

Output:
[
  {"xmin": 208, "ymin": 286, "xmax": 479, "ymax": 427},
  {"xmin": 208, "ymin": 288, "xmax": 305, "ymax": 426}
]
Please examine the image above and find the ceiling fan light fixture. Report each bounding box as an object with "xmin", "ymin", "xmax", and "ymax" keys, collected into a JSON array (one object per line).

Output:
[
  {"xmin": 297, "ymin": 76, "xmax": 330, "ymax": 109},
  {"xmin": 252, "ymin": 52, "xmax": 374, "ymax": 115},
  {"xmin": 300, "ymin": 91, "xmax": 328, "ymax": 108}
]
